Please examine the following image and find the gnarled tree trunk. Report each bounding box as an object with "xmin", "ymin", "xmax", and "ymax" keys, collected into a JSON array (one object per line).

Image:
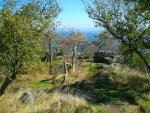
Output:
[
  {"xmin": 0, "ymin": 73, "xmax": 16, "ymax": 96},
  {"xmin": 135, "ymin": 50, "xmax": 150, "ymax": 72},
  {"xmin": 0, "ymin": 55, "xmax": 18, "ymax": 96}
]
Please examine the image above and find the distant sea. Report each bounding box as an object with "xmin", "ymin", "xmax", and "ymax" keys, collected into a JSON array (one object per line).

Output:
[
  {"xmin": 57, "ymin": 29, "xmax": 100, "ymax": 42},
  {"xmin": 55, "ymin": 29, "xmax": 119, "ymax": 52}
]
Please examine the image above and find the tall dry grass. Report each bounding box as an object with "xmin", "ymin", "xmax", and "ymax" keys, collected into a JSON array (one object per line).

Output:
[
  {"xmin": 109, "ymin": 66, "xmax": 150, "ymax": 86},
  {"xmin": 0, "ymin": 88, "xmax": 96, "ymax": 113}
]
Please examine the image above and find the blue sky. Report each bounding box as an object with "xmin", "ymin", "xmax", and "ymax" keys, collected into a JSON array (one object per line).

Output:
[
  {"xmin": 0, "ymin": 0, "xmax": 99, "ymax": 31},
  {"xmin": 57, "ymin": 0, "xmax": 98, "ymax": 31}
]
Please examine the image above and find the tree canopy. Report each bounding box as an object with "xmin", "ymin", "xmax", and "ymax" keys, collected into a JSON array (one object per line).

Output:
[
  {"xmin": 83, "ymin": 0, "xmax": 150, "ymax": 70},
  {"xmin": 0, "ymin": 0, "xmax": 61, "ymax": 95}
]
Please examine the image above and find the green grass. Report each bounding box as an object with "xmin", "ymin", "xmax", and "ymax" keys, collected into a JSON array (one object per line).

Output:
[
  {"xmin": 52, "ymin": 56, "xmax": 64, "ymax": 65},
  {"xmin": 139, "ymin": 94, "xmax": 150, "ymax": 113},
  {"xmin": 90, "ymin": 104, "xmax": 109, "ymax": 113},
  {"xmin": 0, "ymin": 60, "xmax": 149, "ymax": 113},
  {"xmin": 0, "ymin": 89, "xmax": 97, "ymax": 113},
  {"xmin": 59, "ymin": 65, "xmax": 150, "ymax": 113},
  {"xmin": 80, "ymin": 62, "xmax": 102, "ymax": 78},
  {"xmin": 142, "ymin": 101, "xmax": 150, "ymax": 113},
  {"xmin": 28, "ymin": 80, "xmax": 54, "ymax": 89},
  {"xmin": 88, "ymin": 65, "xmax": 100, "ymax": 75},
  {"xmin": 96, "ymin": 108, "xmax": 109, "ymax": 113}
]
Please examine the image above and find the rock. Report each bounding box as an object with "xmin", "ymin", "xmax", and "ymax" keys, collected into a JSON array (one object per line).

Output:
[
  {"xmin": 19, "ymin": 90, "xmax": 36, "ymax": 104},
  {"xmin": 112, "ymin": 55, "xmax": 124, "ymax": 63},
  {"xmin": 80, "ymin": 59, "xmax": 86, "ymax": 62},
  {"xmin": 93, "ymin": 52, "xmax": 124, "ymax": 64},
  {"xmin": 80, "ymin": 59, "xmax": 93, "ymax": 63},
  {"xmin": 102, "ymin": 64, "xmax": 111, "ymax": 68},
  {"xmin": 111, "ymin": 63, "xmax": 120, "ymax": 67},
  {"xmin": 93, "ymin": 54, "xmax": 109, "ymax": 64},
  {"xmin": 77, "ymin": 54, "xmax": 90, "ymax": 59}
]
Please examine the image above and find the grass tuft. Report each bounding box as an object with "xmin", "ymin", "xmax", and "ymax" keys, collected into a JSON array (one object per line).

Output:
[{"xmin": 0, "ymin": 88, "xmax": 97, "ymax": 113}]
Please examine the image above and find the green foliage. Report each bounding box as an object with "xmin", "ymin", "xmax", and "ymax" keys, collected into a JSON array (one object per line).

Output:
[
  {"xmin": 69, "ymin": 30, "xmax": 87, "ymax": 42},
  {"xmin": 93, "ymin": 31, "xmax": 115, "ymax": 52},
  {"xmin": 85, "ymin": 0, "xmax": 150, "ymax": 70},
  {"xmin": 129, "ymin": 0, "xmax": 150, "ymax": 12},
  {"xmin": 0, "ymin": 0, "xmax": 61, "ymax": 76},
  {"xmin": 120, "ymin": 42, "xmax": 150, "ymax": 71},
  {"xmin": 124, "ymin": 53, "xmax": 150, "ymax": 71}
]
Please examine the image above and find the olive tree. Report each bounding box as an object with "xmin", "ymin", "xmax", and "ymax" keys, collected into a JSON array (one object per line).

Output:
[
  {"xmin": 92, "ymin": 31, "xmax": 115, "ymax": 52},
  {"xmin": 83, "ymin": 0, "xmax": 150, "ymax": 71},
  {"xmin": 60, "ymin": 31, "xmax": 87, "ymax": 72},
  {"xmin": 68, "ymin": 31, "xmax": 87, "ymax": 72},
  {"xmin": 0, "ymin": 0, "xmax": 61, "ymax": 96}
]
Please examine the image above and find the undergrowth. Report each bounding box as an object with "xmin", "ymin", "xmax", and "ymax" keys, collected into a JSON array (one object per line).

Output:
[
  {"xmin": 0, "ymin": 88, "xmax": 97, "ymax": 113},
  {"xmin": 0, "ymin": 60, "xmax": 150, "ymax": 113}
]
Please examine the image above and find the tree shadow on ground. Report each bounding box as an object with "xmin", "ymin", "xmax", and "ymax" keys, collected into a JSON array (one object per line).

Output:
[{"xmin": 45, "ymin": 71, "xmax": 150, "ymax": 112}]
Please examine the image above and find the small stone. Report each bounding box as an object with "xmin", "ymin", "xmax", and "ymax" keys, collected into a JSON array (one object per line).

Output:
[{"xmin": 19, "ymin": 90, "xmax": 36, "ymax": 104}]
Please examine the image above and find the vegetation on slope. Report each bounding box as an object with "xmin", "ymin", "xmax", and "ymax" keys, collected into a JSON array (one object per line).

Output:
[{"xmin": 0, "ymin": 61, "xmax": 149, "ymax": 113}]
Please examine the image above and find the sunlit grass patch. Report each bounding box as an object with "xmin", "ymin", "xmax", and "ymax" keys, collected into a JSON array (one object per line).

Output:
[
  {"xmin": 108, "ymin": 66, "xmax": 150, "ymax": 85},
  {"xmin": 91, "ymin": 105, "xmax": 109, "ymax": 113},
  {"xmin": 142, "ymin": 100, "xmax": 150, "ymax": 113},
  {"xmin": 0, "ymin": 88, "xmax": 97, "ymax": 113},
  {"xmin": 80, "ymin": 62, "xmax": 102, "ymax": 77},
  {"xmin": 28, "ymin": 81, "xmax": 53, "ymax": 89},
  {"xmin": 137, "ymin": 93, "xmax": 150, "ymax": 113}
]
